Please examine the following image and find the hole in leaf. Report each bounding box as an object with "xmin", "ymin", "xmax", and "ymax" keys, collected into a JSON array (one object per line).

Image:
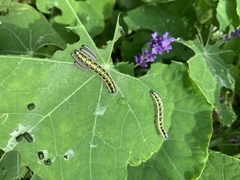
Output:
[
  {"xmin": 63, "ymin": 149, "xmax": 74, "ymax": 160},
  {"xmin": 219, "ymin": 88, "xmax": 233, "ymax": 106},
  {"xmin": 15, "ymin": 134, "xmax": 23, "ymax": 142},
  {"xmin": 118, "ymin": 27, "xmax": 125, "ymax": 36},
  {"xmin": 23, "ymin": 132, "xmax": 33, "ymax": 143},
  {"xmin": 63, "ymin": 155, "xmax": 68, "ymax": 160},
  {"xmin": 27, "ymin": 103, "xmax": 35, "ymax": 110},
  {"xmin": 37, "ymin": 151, "xmax": 44, "ymax": 160},
  {"xmin": 44, "ymin": 158, "xmax": 51, "ymax": 166}
]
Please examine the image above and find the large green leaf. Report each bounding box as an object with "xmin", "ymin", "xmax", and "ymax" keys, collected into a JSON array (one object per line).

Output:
[
  {"xmin": 182, "ymin": 39, "xmax": 236, "ymax": 126},
  {"xmin": 0, "ymin": 9, "xmax": 173, "ymax": 180},
  {"xmin": 128, "ymin": 63, "xmax": 212, "ymax": 180}
]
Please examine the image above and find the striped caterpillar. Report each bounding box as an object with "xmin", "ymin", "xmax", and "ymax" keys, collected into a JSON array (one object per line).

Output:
[
  {"xmin": 149, "ymin": 90, "xmax": 168, "ymax": 140},
  {"xmin": 71, "ymin": 45, "xmax": 116, "ymax": 94}
]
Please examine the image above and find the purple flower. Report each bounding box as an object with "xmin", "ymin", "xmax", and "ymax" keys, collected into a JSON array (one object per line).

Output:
[
  {"xmin": 224, "ymin": 35, "xmax": 231, "ymax": 41},
  {"xmin": 149, "ymin": 32, "xmax": 175, "ymax": 55},
  {"xmin": 135, "ymin": 50, "xmax": 156, "ymax": 67},
  {"xmin": 135, "ymin": 32, "xmax": 175, "ymax": 67},
  {"xmin": 231, "ymin": 28, "xmax": 240, "ymax": 37},
  {"xmin": 225, "ymin": 28, "xmax": 240, "ymax": 41}
]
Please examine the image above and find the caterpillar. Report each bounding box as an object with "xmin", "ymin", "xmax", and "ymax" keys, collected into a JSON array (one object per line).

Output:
[
  {"xmin": 149, "ymin": 90, "xmax": 168, "ymax": 140},
  {"xmin": 71, "ymin": 45, "xmax": 116, "ymax": 94}
]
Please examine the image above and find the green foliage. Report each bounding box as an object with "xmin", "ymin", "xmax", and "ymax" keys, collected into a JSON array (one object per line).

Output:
[
  {"xmin": 0, "ymin": 151, "xmax": 20, "ymax": 179},
  {"xmin": 124, "ymin": 3, "xmax": 194, "ymax": 39},
  {"xmin": 128, "ymin": 63, "xmax": 212, "ymax": 179},
  {"xmin": 199, "ymin": 150, "xmax": 240, "ymax": 180},
  {"xmin": 0, "ymin": 0, "xmax": 240, "ymax": 179},
  {"xmin": 183, "ymin": 39, "xmax": 236, "ymax": 126},
  {"xmin": 0, "ymin": 2, "xmax": 65, "ymax": 57},
  {"xmin": 216, "ymin": 0, "xmax": 240, "ymax": 31}
]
